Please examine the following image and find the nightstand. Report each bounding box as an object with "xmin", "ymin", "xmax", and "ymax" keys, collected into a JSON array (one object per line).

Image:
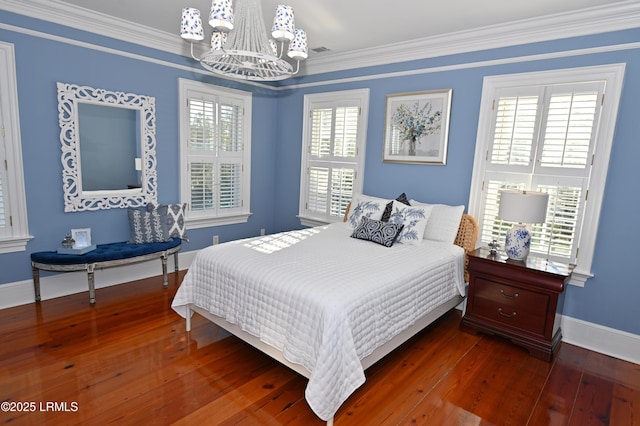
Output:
[{"xmin": 461, "ymin": 247, "xmax": 573, "ymax": 361}]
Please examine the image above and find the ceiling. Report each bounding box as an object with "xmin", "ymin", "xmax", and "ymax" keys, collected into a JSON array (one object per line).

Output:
[{"xmin": 55, "ymin": 0, "xmax": 623, "ymax": 57}]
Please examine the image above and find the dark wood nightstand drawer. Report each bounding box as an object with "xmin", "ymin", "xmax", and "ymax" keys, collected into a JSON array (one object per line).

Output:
[
  {"xmin": 475, "ymin": 278, "xmax": 550, "ymax": 313},
  {"xmin": 473, "ymin": 277, "xmax": 548, "ymax": 335}
]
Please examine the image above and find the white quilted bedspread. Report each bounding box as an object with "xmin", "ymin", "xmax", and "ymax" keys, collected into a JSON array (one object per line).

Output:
[{"xmin": 171, "ymin": 223, "xmax": 465, "ymax": 421}]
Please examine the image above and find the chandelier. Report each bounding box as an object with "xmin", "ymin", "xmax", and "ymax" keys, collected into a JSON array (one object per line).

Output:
[{"xmin": 180, "ymin": 0, "xmax": 308, "ymax": 81}]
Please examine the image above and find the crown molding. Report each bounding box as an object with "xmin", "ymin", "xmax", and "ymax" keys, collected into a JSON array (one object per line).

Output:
[
  {"xmin": 303, "ymin": 1, "xmax": 640, "ymax": 76},
  {"xmin": 2, "ymin": 0, "xmax": 640, "ymax": 77},
  {"xmin": 1, "ymin": 0, "xmax": 184, "ymax": 55}
]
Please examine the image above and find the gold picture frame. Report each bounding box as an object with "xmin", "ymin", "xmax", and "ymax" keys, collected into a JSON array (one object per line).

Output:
[{"xmin": 383, "ymin": 89, "xmax": 452, "ymax": 165}]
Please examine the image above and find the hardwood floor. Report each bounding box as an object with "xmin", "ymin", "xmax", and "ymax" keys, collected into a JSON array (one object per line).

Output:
[{"xmin": 1, "ymin": 272, "xmax": 638, "ymax": 425}]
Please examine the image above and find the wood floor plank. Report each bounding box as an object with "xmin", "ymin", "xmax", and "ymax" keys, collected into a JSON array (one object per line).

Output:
[
  {"xmin": 336, "ymin": 318, "xmax": 480, "ymax": 425},
  {"xmin": 1, "ymin": 272, "xmax": 638, "ymax": 425},
  {"xmin": 610, "ymin": 380, "xmax": 640, "ymax": 425},
  {"xmin": 569, "ymin": 350, "xmax": 618, "ymax": 425},
  {"xmin": 398, "ymin": 335, "xmax": 500, "ymax": 424}
]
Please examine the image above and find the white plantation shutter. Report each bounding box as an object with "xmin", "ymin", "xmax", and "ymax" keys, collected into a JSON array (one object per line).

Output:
[
  {"xmin": 179, "ymin": 79, "xmax": 251, "ymax": 227},
  {"xmin": 477, "ymin": 81, "xmax": 604, "ymax": 264},
  {"xmin": 307, "ymin": 106, "xmax": 358, "ymax": 219},
  {"xmin": 0, "ymin": 73, "xmax": 10, "ymax": 235},
  {"xmin": 219, "ymin": 163, "xmax": 242, "ymax": 209},
  {"xmin": 330, "ymin": 168, "xmax": 355, "ymax": 217},
  {"xmin": 300, "ymin": 90, "xmax": 369, "ymax": 225},
  {"xmin": 490, "ymin": 90, "xmax": 540, "ymax": 167},
  {"xmin": 0, "ymin": 159, "xmax": 6, "ymax": 234},
  {"xmin": 189, "ymin": 162, "xmax": 214, "ymax": 211},
  {"xmin": 307, "ymin": 167, "xmax": 329, "ymax": 216}
]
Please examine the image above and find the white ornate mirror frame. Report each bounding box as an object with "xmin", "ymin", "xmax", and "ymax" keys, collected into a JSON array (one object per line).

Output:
[{"xmin": 57, "ymin": 82, "xmax": 158, "ymax": 212}]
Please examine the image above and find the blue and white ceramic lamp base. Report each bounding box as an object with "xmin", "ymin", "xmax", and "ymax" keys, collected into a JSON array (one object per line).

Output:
[{"xmin": 504, "ymin": 224, "xmax": 531, "ymax": 261}]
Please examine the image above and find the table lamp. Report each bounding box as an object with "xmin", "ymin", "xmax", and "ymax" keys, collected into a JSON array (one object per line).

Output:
[{"xmin": 498, "ymin": 190, "xmax": 549, "ymax": 261}]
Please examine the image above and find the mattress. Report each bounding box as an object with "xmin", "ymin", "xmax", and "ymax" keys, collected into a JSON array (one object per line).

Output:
[{"xmin": 171, "ymin": 222, "xmax": 465, "ymax": 420}]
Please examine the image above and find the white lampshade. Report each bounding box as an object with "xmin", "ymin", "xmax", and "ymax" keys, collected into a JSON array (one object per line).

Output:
[
  {"xmin": 272, "ymin": 5, "xmax": 295, "ymax": 42},
  {"xmin": 210, "ymin": 31, "xmax": 228, "ymax": 50},
  {"xmin": 180, "ymin": 7, "xmax": 204, "ymax": 41},
  {"xmin": 287, "ymin": 29, "xmax": 308, "ymax": 60},
  {"xmin": 499, "ymin": 190, "xmax": 549, "ymax": 224},
  {"xmin": 209, "ymin": 0, "xmax": 234, "ymax": 32}
]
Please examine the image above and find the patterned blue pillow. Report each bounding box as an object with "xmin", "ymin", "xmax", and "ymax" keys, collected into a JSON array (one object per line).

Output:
[
  {"xmin": 147, "ymin": 202, "xmax": 188, "ymax": 241},
  {"xmin": 128, "ymin": 205, "xmax": 170, "ymax": 244},
  {"xmin": 351, "ymin": 217, "xmax": 404, "ymax": 247},
  {"xmin": 346, "ymin": 194, "xmax": 388, "ymax": 230},
  {"xmin": 388, "ymin": 201, "xmax": 432, "ymax": 245}
]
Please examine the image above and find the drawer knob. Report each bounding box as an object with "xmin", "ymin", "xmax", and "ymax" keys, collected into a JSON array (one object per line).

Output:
[
  {"xmin": 500, "ymin": 289, "xmax": 519, "ymax": 299},
  {"xmin": 498, "ymin": 307, "xmax": 517, "ymax": 318}
]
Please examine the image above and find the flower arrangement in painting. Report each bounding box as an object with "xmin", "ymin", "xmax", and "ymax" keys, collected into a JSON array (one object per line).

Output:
[{"xmin": 391, "ymin": 101, "xmax": 442, "ymax": 155}]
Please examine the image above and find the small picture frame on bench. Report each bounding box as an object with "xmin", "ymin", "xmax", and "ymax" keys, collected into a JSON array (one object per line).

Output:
[{"xmin": 72, "ymin": 228, "xmax": 92, "ymax": 249}]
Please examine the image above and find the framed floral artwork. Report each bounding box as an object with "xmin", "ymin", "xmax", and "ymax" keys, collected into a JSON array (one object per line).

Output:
[{"xmin": 383, "ymin": 89, "xmax": 452, "ymax": 164}]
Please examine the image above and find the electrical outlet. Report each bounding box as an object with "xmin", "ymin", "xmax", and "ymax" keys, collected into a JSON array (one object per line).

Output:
[
  {"xmin": 260, "ymin": 228, "xmax": 266, "ymax": 236},
  {"xmin": 213, "ymin": 235, "xmax": 219, "ymax": 245}
]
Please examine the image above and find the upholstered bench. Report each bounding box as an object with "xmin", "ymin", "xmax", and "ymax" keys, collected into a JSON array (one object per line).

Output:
[{"xmin": 31, "ymin": 238, "xmax": 182, "ymax": 305}]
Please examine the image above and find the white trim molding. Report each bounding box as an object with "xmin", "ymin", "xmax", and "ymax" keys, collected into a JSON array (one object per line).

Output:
[
  {"xmin": 0, "ymin": 42, "xmax": 32, "ymax": 253},
  {"xmin": 302, "ymin": 1, "xmax": 640, "ymax": 76},
  {"xmin": 561, "ymin": 315, "xmax": 640, "ymax": 365}
]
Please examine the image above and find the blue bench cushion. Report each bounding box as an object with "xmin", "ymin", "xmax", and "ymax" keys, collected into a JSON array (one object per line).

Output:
[{"xmin": 31, "ymin": 238, "xmax": 182, "ymax": 265}]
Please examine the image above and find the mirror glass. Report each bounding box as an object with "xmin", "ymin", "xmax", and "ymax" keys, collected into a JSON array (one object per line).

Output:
[
  {"xmin": 57, "ymin": 82, "xmax": 157, "ymax": 211},
  {"xmin": 78, "ymin": 103, "xmax": 140, "ymax": 191}
]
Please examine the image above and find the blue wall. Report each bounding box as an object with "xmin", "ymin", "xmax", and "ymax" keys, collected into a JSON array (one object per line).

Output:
[{"xmin": 1, "ymin": 11, "xmax": 639, "ymax": 337}]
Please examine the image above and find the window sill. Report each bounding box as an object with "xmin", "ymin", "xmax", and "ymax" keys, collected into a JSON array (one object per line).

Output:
[
  {"xmin": 298, "ymin": 215, "xmax": 344, "ymax": 228},
  {"xmin": 186, "ymin": 212, "xmax": 252, "ymax": 230},
  {"xmin": 567, "ymin": 269, "xmax": 593, "ymax": 287},
  {"xmin": 0, "ymin": 235, "xmax": 33, "ymax": 254}
]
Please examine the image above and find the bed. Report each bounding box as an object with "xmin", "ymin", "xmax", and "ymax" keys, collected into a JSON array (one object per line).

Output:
[{"xmin": 171, "ymin": 195, "xmax": 478, "ymax": 424}]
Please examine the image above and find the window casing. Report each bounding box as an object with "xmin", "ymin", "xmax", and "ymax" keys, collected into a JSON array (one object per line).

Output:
[
  {"xmin": 179, "ymin": 79, "xmax": 251, "ymax": 228},
  {"xmin": 299, "ymin": 89, "xmax": 369, "ymax": 226},
  {"xmin": 0, "ymin": 42, "xmax": 30, "ymax": 253},
  {"xmin": 469, "ymin": 64, "xmax": 626, "ymax": 286}
]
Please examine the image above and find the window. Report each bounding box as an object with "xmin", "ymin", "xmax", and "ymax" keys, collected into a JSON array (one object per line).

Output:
[
  {"xmin": 0, "ymin": 42, "xmax": 30, "ymax": 253},
  {"xmin": 299, "ymin": 89, "xmax": 369, "ymax": 226},
  {"xmin": 178, "ymin": 79, "xmax": 251, "ymax": 228},
  {"xmin": 469, "ymin": 64, "xmax": 625, "ymax": 286}
]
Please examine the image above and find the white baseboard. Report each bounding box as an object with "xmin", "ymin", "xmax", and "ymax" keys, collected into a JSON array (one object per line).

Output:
[
  {"xmin": 0, "ymin": 250, "xmax": 197, "ymax": 309},
  {"xmin": 1, "ymin": 254, "xmax": 637, "ymax": 366},
  {"xmin": 561, "ymin": 315, "xmax": 640, "ymax": 365}
]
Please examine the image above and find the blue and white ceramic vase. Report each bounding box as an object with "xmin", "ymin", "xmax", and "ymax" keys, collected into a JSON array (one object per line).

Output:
[{"xmin": 504, "ymin": 224, "xmax": 531, "ymax": 261}]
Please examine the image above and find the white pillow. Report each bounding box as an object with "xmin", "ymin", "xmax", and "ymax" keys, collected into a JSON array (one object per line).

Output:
[
  {"xmin": 410, "ymin": 200, "xmax": 465, "ymax": 244},
  {"xmin": 387, "ymin": 200, "xmax": 432, "ymax": 245},
  {"xmin": 346, "ymin": 193, "xmax": 389, "ymax": 230}
]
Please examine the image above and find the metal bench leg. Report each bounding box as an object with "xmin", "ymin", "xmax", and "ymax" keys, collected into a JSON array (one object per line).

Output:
[
  {"xmin": 32, "ymin": 265, "xmax": 41, "ymax": 303},
  {"xmin": 87, "ymin": 264, "xmax": 96, "ymax": 305},
  {"xmin": 174, "ymin": 251, "xmax": 179, "ymax": 273},
  {"xmin": 161, "ymin": 252, "xmax": 168, "ymax": 288}
]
